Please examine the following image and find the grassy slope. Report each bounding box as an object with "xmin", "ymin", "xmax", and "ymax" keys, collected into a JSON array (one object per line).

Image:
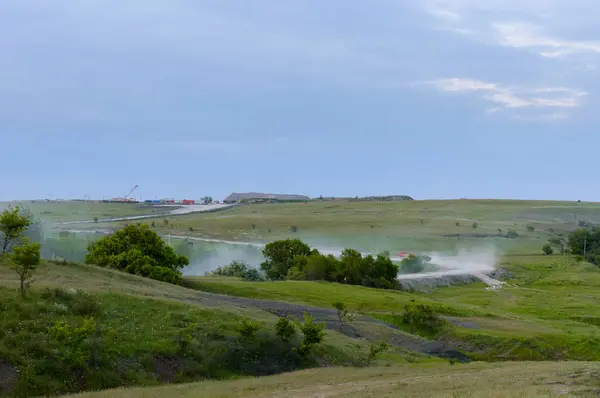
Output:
[
  {"xmin": 71, "ymin": 361, "xmax": 600, "ymax": 398},
  {"xmin": 185, "ymin": 254, "xmax": 600, "ymax": 361},
  {"xmin": 0, "ymin": 261, "xmax": 391, "ymax": 397},
  {"xmin": 91, "ymin": 199, "xmax": 600, "ymax": 253},
  {"xmin": 0, "ymin": 201, "xmax": 165, "ymax": 222}
]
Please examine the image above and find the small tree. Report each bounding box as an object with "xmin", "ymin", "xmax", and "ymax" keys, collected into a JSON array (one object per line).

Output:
[
  {"xmin": 332, "ymin": 302, "xmax": 357, "ymax": 331},
  {"xmin": 10, "ymin": 238, "xmax": 41, "ymax": 297},
  {"xmin": 365, "ymin": 342, "xmax": 391, "ymax": 366},
  {"xmin": 275, "ymin": 317, "xmax": 296, "ymax": 343},
  {"xmin": 0, "ymin": 206, "xmax": 33, "ymax": 255},
  {"xmin": 295, "ymin": 312, "xmax": 326, "ymax": 356},
  {"xmin": 93, "ymin": 216, "xmax": 99, "ymax": 223},
  {"xmin": 542, "ymin": 243, "xmax": 553, "ymax": 256},
  {"xmin": 472, "ymin": 222, "xmax": 478, "ymax": 229},
  {"xmin": 235, "ymin": 317, "xmax": 262, "ymax": 340},
  {"xmin": 526, "ymin": 225, "xmax": 535, "ymax": 232}
]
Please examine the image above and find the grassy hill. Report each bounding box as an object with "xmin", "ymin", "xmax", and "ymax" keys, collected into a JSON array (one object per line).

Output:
[
  {"xmin": 0, "ymin": 260, "xmax": 401, "ymax": 397},
  {"xmin": 184, "ymin": 254, "xmax": 600, "ymax": 362},
  {"xmin": 70, "ymin": 361, "xmax": 600, "ymax": 398},
  {"xmin": 3, "ymin": 199, "xmax": 600, "ymax": 396},
  {"xmin": 68, "ymin": 199, "xmax": 600, "ymax": 254},
  {"xmin": 2, "ymin": 256, "xmax": 600, "ymax": 397}
]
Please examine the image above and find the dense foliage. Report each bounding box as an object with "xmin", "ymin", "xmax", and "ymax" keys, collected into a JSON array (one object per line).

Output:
[
  {"xmin": 0, "ymin": 205, "xmax": 33, "ymax": 254},
  {"xmin": 567, "ymin": 227, "xmax": 600, "ymax": 265},
  {"xmin": 85, "ymin": 224, "xmax": 188, "ymax": 284},
  {"xmin": 262, "ymin": 239, "xmax": 400, "ymax": 289},
  {"xmin": 261, "ymin": 239, "xmax": 312, "ymax": 279},
  {"xmin": 0, "ymin": 287, "xmax": 332, "ymax": 397},
  {"xmin": 209, "ymin": 261, "xmax": 265, "ymax": 281}
]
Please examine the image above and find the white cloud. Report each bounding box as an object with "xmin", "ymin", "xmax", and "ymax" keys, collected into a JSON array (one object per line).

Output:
[
  {"xmin": 493, "ymin": 22, "xmax": 600, "ymax": 57},
  {"xmin": 423, "ymin": 78, "xmax": 586, "ymax": 117}
]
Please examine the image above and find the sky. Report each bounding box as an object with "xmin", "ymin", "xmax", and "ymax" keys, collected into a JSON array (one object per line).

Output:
[{"xmin": 1, "ymin": 0, "xmax": 599, "ymax": 201}]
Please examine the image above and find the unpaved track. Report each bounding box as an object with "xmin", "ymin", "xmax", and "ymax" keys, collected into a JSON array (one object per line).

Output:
[{"xmin": 172, "ymin": 288, "xmax": 471, "ymax": 362}]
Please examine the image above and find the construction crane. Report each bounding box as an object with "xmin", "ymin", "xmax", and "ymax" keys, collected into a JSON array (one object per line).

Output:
[{"xmin": 124, "ymin": 185, "xmax": 139, "ymax": 201}]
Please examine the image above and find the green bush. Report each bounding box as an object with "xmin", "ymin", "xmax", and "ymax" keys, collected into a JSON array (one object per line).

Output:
[
  {"xmin": 209, "ymin": 261, "xmax": 264, "ymax": 281},
  {"xmin": 295, "ymin": 313, "xmax": 326, "ymax": 356},
  {"xmin": 275, "ymin": 317, "xmax": 296, "ymax": 343},
  {"xmin": 402, "ymin": 301, "xmax": 445, "ymax": 336},
  {"xmin": 84, "ymin": 224, "xmax": 188, "ymax": 284}
]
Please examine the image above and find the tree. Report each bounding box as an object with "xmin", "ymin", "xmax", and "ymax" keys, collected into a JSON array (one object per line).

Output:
[
  {"xmin": 542, "ymin": 243, "xmax": 553, "ymax": 256},
  {"xmin": 93, "ymin": 217, "xmax": 98, "ymax": 223},
  {"xmin": 261, "ymin": 239, "xmax": 311, "ymax": 279},
  {"xmin": 402, "ymin": 301, "xmax": 444, "ymax": 335},
  {"xmin": 363, "ymin": 254, "xmax": 399, "ymax": 289},
  {"xmin": 0, "ymin": 205, "xmax": 33, "ymax": 255},
  {"xmin": 202, "ymin": 196, "xmax": 213, "ymax": 205},
  {"xmin": 399, "ymin": 254, "xmax": 427, "ymax": 274},
  {"xmin": 85, "ymin": 224, "xmax": 188, "ymax": 284},
  {"xmin": 10, "ymin": 238, "xmax": 41, "ymax": 297},
  {"xmin": 472, "ymin": 222, "xmax": 478, "ymax": 229},
  {"xmin": 526, "ymin": 225, "xmax": 535, "ymax": 232},
  {"xmin": 335, "ymin": 248, "xmax": 365, "ymax": 285}
]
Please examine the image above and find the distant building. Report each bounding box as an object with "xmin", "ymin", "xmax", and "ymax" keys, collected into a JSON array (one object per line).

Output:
[{"xmin": 224, "ymin": 192, "xmax": 310, "ymax": 204}]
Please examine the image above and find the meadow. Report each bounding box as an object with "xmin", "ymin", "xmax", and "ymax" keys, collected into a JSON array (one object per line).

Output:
[
  {"xmin": 93, "ymin": 199, "xmax": 600, "ymax": 254},
  {"xmin": 2, "ymin": 199, "xmax": 600, "ymax": 396}
]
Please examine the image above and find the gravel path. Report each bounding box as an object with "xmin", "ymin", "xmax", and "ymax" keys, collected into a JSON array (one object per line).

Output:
[{"xmin": 171, "ymin": 290, "xmax": 471, "ymax": 362}]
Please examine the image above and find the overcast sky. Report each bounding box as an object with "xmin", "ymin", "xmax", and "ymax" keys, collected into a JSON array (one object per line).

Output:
[{"xmin": 1, "ymin": 0, "xmax": 599, "ymax": 201}]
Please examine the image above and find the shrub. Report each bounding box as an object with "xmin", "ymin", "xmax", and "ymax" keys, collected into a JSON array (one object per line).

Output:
[
  {"xmin": 275, "ymin": 317, "xmax": 296, "ymax": 343},
  {"xmin": 399, "ymin": 254, "xmax": 426, "ymax": 274},
  {"xmin": 210, "ymin": 261, "xmax": 264, "ymax": 281},
  {"xmin": 542, "ymin": 243, "xmax": 553, "ymax": 256},
  {"xmin": 526, "ymin": 225, "xmax": 535, "ymax": 232},
  {"xmin": 295, "ymin": 313, "xmax": 326, "ymax": 356},
  {"xmin": 506, "ymin": 230, "xmax": 519, "ymax": 239},
  {"xmin": 365, "ymin": 342, "xmax": 391, "ymax": 366},
  {"xmin": 235, "ymin": 317, "xmax": 262, "ymax": 340},
  {"xmin": 402, "ymin": 301, "xmax": 445, "ymax": 336},
  {"xmin": 84, "ymin": 224, "xmax": 188, "ymax": 284}
]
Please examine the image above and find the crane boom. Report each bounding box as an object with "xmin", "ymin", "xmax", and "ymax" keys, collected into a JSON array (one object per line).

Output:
[{"xmin": 125, "ymin": 185, "xmax": 139, "ymax": 199}]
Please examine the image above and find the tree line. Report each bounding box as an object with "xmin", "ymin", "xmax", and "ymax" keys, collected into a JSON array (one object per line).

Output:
[{"xmin": 257, "ymin": 239, "xmax": 428, "ymax": 289}]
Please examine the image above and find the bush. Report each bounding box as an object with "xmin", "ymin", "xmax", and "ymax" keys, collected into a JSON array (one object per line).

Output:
[
  {"xmin": 295, "ymin": 313, "xmax": 326, "ymax": 356},
  {"xmin": 275, "ymin": 317, "xmax": 296, "ymax": 343},
  {"xmin": 235, "ymin": 317, "xmax": 262, "ymax": 340},
  {"xmin": 399, "ymin": 254, "xmax": 427, "ymax": 274},
  {"xmin": 209, "ymin": 261, "xmax": 264, "ymax": 281},
  {"xmin": 402, "ymin": 301, "xmax": 445, "ymax": 336},
  {"xmin": 84, "ymin": 224, "xmax": 188, "ymax": 284},
  {"xmin": 506, "ymin": 230, "xmax": 519, "ymax": 239},
  {"xmin": 542, "ymin": 243, "xmax": 553, "ymax": 256}
]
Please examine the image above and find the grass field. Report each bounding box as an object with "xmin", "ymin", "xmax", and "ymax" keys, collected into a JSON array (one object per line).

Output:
[
  {"xmin": 90, "ymin": 199, "xmax": 600, "ymax": 253},
  {"xmin": 184, "ymin": 254, "xmax": 600, "ymax": 361},
  {"xmin": 70, "ymin": 361, "xmax": 600, "ymax": 398},
  {"xmin": 3, "ymin": 199, "xmax": 600, "ymax": 396},
  {"xmin": 0, "ymin": 260, "xmax": 398, "ymax": 397},
  {"xmin": 0, "ymin": 201, "xmax": 164, "ymax": 222}
]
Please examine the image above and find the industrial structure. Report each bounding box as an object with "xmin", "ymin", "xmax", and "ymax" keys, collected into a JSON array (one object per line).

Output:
[{"xmin": 223, "ymin": 192, "xmax": 310, "ymax": 204}]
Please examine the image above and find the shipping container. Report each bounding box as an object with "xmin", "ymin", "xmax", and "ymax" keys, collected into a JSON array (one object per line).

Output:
[{"xmin": 182, "ymin": 199, "xmax": 195, "ymax": 205}]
